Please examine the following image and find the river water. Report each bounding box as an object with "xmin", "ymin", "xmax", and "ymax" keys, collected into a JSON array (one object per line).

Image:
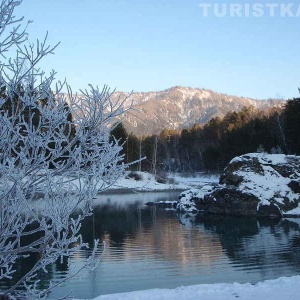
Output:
[
  {"xmin": 2, "ymin": 191, "xmax": 299, "ymax": 299},
  {"xmin": 43, "ymin": 191, "xmax": 300, "ymax": 299}
]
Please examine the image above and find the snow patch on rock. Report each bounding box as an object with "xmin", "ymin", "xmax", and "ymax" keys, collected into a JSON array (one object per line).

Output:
[{"xmin": 177, "ymin": 153, "xmax": 300, "ymax": 217}]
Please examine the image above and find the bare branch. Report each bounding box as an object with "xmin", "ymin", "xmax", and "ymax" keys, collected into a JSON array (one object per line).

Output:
[{"xmin": 0, "ymin": 0, "xmax": 131, "ymax": 299}]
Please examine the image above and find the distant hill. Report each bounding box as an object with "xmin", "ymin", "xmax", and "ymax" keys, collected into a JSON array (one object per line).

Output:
[{"xmin": 110, "ymin": 86, "xmax": 285, "ymax": 136}]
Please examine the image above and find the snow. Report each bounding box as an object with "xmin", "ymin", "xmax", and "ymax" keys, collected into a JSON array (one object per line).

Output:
[
  {"xmin": 233, "ymin": 154, "xmax": 299, "ymax": 210},
  {"xmin": 98, "ymin": 172, "xmax": 219, "ymax": 193},
  {"xmin": 177, "ymin": 189, "xmax": 199, "ymax": 212},
  {"xmin": 177, "ymin": 185, "xmax": 216, "ymax": 212},
  {"xmin": 285, "ymin": 205, "xmax": 300, "ymax": 215},
  {"xmin": 171, "ymin": 173, "xmax": 219, "ymax": 186},
  {"xmin": 229, "ymin": 153, "xmax": 292, "ymax": 166},
  {"xmin": 76, "ymin": 275, "xmax": 300, "ymax": 300},
  {"xmin": 175, "ymin": 153, "xmax": 300, "ymax": 217},
  {"xmin": 239, "ymin": 169, "xmax": 292, "ymax": 203},
  {"xmin": 99, "ymin": 172, "xmax": 187, "ymax": 192}
]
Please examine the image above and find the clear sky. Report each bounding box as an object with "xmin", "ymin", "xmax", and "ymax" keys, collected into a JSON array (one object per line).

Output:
[{"xmin": 15, "ymin": 0, "xmax": 300, "ymax": 99}]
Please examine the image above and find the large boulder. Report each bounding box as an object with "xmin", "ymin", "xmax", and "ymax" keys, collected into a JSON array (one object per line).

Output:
[{"xmin": 177, "ymin": 153, "xmax": 300, "ymax": 217}]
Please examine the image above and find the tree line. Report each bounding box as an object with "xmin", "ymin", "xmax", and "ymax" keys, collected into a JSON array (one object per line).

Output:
[{"xmin": 112, "ymin": 97, "xmax": 300, "ymax": 173}]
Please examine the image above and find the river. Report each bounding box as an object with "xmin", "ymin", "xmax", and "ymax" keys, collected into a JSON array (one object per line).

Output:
[{"xmin": 43, "ymin": 191, "xmax": 300, "ymax": 299}]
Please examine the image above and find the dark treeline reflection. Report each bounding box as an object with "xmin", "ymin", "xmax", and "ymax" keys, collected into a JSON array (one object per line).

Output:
[
  {"xmin": 81, "ymin": 202, "xmax": 148, "ymax": 244},
  {"xmin": 191, "ymin": 215, "xmax": 300, "ymax": 274},
  {"xmin": 80, "ymin": 203, "xmax": 300, "ymax": 276}
]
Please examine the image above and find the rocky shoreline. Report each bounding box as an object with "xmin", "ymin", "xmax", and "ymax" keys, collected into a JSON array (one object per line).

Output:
[{"xmin": 147, "ymin": 153, "xmax": 300, "ymax": 218}]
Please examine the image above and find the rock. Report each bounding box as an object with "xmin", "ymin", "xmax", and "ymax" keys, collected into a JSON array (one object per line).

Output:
[
  {"xmin": 177, "ymin": 189, "xmax": 199, "ymax": 213},
  {"xmin": 178, "ymin": 186, "xmax": 215, "ymax": 213},
  {"xmin": 257, "ymin": 203, "xmax": 282, "ymax": 218},
  {"xmin": 178, "ymin": 153, "xmax": 300, "ymax": 218},
  {"xmin": 219, "ymin": 157, "xmax": 263, "ymax": 186},
  {"xmin": 288, "ymin": 180, "xmax": 300, "ymax": 194},
  {"xmin": 204, "ymin": 188, "xmax": 261, "ymax": 216}
]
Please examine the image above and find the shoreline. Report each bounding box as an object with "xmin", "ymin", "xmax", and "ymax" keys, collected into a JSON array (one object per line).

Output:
[
  {"xmin": 98, "ymin": 187, "xmax": 185, "ymax": 195},
  {"xmin": 76, "ymin": 275, "xmax": 300, "ymax": 300}
]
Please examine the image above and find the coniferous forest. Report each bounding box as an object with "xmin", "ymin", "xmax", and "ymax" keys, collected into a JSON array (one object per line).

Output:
[{"xmin": 112, "ymin": 97, "xmax": 300, "ymax": 174}]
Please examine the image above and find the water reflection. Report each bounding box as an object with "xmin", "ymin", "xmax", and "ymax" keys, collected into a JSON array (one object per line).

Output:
[
  {"xmin": 192, "ymin": 215, "xmax": 300, "ymax": 278},
  {"xmin": 48, "ymin": 193, "xmax": 300, "ymax": 299},
  {"xmin": 79, "ymin": 199, "xmax": 224, "ymax": 268},
  {"xmin": 3, "ymin": 192, "xmax": 300, "ymax": 299}
]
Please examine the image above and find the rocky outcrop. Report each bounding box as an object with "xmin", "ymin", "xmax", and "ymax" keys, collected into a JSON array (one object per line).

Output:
[{"xmin": 177, "ymin": 153, "xmax": 300, "ymax": 218}]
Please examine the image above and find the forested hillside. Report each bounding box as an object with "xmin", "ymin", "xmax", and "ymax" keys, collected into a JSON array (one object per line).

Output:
[
  {"xmin": 109, "ymin": 86, "xmax": 284, "ymax": 135},
  {"xmin": 112, "ymin": 97, "xmax": 300, "ymax": 173}
]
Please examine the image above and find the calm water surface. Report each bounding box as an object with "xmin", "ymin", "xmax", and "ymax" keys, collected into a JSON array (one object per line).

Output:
[{"xmin": 9, "ymin": 192, "xmax": 300, "ymax": 299}]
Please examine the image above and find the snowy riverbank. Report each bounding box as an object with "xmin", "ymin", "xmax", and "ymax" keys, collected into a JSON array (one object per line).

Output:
[
  {"xmin": 99, "ymin": 171, "xmax": 219, "ymax": 193},
  {"xmin": 76, "ymin": 275, "xmax": 300, "ymax": 300}
]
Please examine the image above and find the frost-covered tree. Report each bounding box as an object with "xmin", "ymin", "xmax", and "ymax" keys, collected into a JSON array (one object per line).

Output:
[{"xmin": 0, "ymin": 1, "xmax": 131, "ymax": 299}]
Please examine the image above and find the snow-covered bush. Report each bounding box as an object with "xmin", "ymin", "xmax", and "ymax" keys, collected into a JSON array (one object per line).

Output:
[{"xmin": 0, "ymin": 1, "xmax": 130, "ymax": 299}]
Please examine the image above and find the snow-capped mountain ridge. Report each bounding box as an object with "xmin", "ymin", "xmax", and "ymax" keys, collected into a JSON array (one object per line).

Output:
[{"xmin": 111, "ymin": 86, "xmax": 285, "ymax": 136}]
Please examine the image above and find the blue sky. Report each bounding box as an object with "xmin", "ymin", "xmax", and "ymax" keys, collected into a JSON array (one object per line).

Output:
[{"xmin": 15, "ymin": 0, "xmax": 300, "ymax": 99}]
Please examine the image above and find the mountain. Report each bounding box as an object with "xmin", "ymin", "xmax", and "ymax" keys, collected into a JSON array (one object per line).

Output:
[{"xmin": 110, "ymin": 86, "xmax": 285, "ymax": 136}]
